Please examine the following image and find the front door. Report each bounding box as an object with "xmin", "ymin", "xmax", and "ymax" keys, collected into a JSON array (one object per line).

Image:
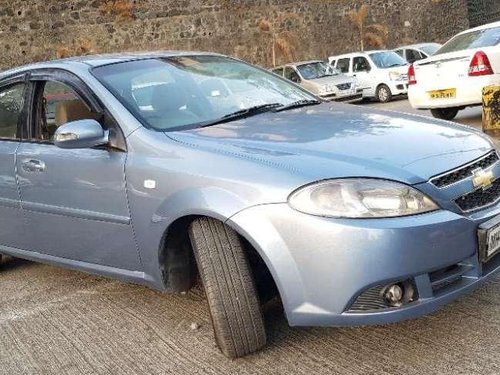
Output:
[
  {"xmin": 352, "ymin": 56, "xmax": 374, "ymax": 96},
  {"xmin": 16, "ymin": 73, "xmax": 141, "ymax": 271}
]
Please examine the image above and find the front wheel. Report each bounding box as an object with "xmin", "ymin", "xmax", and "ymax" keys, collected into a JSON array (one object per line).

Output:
[
  {"xmin": 188, "ymin": 218, "xmax": 266, "ymax": 358},
  {"xmin": 376, "ymin": 84, "xmax": 392, "ymax": 103},
  {"xmin": 430, "ymin": 108, "xmax": 459, "ymax": 121}
]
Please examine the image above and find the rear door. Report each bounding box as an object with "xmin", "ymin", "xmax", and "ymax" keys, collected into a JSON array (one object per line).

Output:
[
  {"xmin": 16, "ymin": 69, "xmax": 141, "ymax": 271},
  {"xmin": 0, "ymin": 76, "xmax": 28, "ymax": 250}
]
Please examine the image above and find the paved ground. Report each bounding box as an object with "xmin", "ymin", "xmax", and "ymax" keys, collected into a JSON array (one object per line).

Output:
[
  {"xmin": 1, "ymin": 99, "xmax": 499, "ymax": 375},
  {"xmin": 364, "ymin": 97, "xmax": 484, "ymax": 130}
]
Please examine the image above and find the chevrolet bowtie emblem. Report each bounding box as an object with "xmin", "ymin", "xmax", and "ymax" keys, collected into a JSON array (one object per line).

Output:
[{"xmin": 472, "ymin": 168, "xmax": 494, "ymax": 190}]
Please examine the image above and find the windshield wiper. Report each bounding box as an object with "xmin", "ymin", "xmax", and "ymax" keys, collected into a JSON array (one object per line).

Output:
[
  {"xmin": 273, "ymin": 99, "xmax": 321, "ymax": 112},
  {"xmin": 199, "ymin": 103, "xmax": 283, "ymax": 127}
]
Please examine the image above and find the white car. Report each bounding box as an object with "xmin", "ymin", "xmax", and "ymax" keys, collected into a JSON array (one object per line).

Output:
[
  {"xmin": 393, "ymin": 43, "xmax": 442, "ymax": 64},
  {"xmin": 329, "ymin": 51, "xmax": 409, "ymax": 103},
  {"xmin": 272, "ymin": 60, "xmax": 363, "ymax": 102},
  {"xmin": 408, "ymin": 21, "xmax": 500, "ymax": 120}
]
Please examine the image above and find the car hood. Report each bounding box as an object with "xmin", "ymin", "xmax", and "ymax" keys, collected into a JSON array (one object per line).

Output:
[
  {"xmin": 305, "ymin": 75, "xmax": 354, "ymax": 86},
  {"xmin": 167, "ymin": 103, "xmax": 492, "ymax": 185}
]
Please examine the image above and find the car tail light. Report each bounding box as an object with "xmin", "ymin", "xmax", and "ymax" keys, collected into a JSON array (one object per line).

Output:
[
  {"xmin": 408, "ymin": 64, "xmax": 417, "ymax": 85},
  {"xmin": 468, "ymin": 51, "xmax": 494, "ymax": 76}
]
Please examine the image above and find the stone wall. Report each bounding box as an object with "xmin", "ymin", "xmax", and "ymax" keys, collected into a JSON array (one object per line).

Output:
[{"xmin": 0, "ymin": 0, "xmax": 470, "ymax": 70}]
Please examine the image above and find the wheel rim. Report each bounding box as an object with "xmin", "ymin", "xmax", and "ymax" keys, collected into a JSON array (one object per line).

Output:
[{"xmin": 379, "ymin": 87, "xmax": 389, "ymax": 102}]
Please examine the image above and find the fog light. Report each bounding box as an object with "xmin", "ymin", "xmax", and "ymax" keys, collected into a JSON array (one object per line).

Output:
[{"xmin": 381, "ymin": 281, "xmax": 416, "ymax": 307}]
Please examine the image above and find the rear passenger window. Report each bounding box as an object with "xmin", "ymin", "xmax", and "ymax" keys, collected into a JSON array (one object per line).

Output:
[
  {"xmin": 0, "ymin": 83, "xmax": 25, "ymax": 139},
  {"xmin": 336, "ymin": 58, "xmax": 350, "ymax": 73}
]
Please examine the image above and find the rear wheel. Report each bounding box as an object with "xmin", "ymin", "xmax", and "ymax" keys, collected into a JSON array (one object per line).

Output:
[
  {"xmin": 188, "ymin": 217, "xmax": 266, "ymax": 358},
  {"xmin": 430, "ymin": 108, "xmax": 459, "ymax": 121},
  {"xmin": 376, "ymin": 84, "xmax": 392, "ymax": 103}
]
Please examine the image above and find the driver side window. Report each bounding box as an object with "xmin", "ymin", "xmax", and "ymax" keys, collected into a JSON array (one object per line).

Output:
[{"xmin": 36, "ymin": 81, "xmax": 100, "ymax": 141}]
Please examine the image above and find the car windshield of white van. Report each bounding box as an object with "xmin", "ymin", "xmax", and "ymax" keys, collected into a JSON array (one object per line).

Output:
[{"xmin": 368, "ymin": 52, "xmax": 407, "ymax": 68}]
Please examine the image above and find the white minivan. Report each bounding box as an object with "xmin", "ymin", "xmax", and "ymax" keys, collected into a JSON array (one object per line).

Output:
[{"xmin": 329, "ymin": 51, "xmax": 409, "ymax": 102}]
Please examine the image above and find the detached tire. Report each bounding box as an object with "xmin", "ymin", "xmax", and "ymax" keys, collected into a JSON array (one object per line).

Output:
[
  {"xmin": 189, "ymin": 218, "xmax": 266, "ymax": 358},
  {"xmin": 430, "ymin": 108, "xmax": 459, "ymax": 121},
  {"xmin": 376, "ymin": 84, "xmax": 392, "ymax": 103}
]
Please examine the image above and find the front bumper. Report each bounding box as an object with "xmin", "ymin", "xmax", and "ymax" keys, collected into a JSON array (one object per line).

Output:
[
  {"xmin": 320, "ymin": 89, "xmax": 364, "ymax": 103},
  {"xmin": 227, "ymin": 203, "xmax": 500, "ymax": 327},
  {"xmin": 388, "ymin": 81, "xmax": 408, "ymax": 96}
]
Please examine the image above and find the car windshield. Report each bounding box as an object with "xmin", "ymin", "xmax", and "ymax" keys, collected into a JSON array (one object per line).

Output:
[
  {"xmin": 368, "ymin": 51, "xmax": 407, "ymax": 68},
  {"xmin": 419, "ymin": 43, "xmax": 441, "ymax": 56},
  {"xmin": 92, "ymin": 55, "xmax": 315, "ymax": 131},
  {"xmin": 436, "ymin": 26, "xmax": 500, "ymax": 54},
  {"xmin": 296, "ymin": 62, "xmax": 339, "ymax": 80}
]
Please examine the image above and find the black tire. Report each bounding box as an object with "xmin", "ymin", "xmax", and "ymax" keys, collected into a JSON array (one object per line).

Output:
[
  {"xmin": 430, "ymin": 108, "xmax": 459, "ymax": 121},
  {"xmin": 376, "ymin": 84, "xmax": 392, "ymax": 103},
  {"xmin": 188, "ymin": 217, "xmax": 266, "ymax": 358}
]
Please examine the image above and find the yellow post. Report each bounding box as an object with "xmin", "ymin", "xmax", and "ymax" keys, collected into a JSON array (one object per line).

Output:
[{"xmin": 483, "ymin": 85, "xmax": 500, "ymax": 136}]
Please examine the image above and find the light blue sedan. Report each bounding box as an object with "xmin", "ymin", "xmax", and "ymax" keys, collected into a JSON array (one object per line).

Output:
[{"xmin": 0, "ymin": 52, "xmax": 499, "ymax": 358}]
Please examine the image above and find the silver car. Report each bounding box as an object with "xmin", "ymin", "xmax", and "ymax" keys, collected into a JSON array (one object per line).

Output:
[
  {"xmin": 0, "ymin": 52, "xmax": 499, "ymax": 359},
  {"xmin": 272, "ymin": 60, "xmax": 363, "ymax": 102}
]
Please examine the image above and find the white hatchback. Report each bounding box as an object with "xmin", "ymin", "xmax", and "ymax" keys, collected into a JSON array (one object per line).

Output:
[
  {"xmin": 329, "ymin": 51, "xmax": 409, "ymax": 103},
  {"xmin": 408, "ymin": 21, "xmax": 500, "ymax": 120}
]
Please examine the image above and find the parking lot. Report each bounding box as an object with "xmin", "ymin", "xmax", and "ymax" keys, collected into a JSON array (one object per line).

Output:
[{"xmin": 1, "ymin": 99, "xmax": 498, "ymax": 375}]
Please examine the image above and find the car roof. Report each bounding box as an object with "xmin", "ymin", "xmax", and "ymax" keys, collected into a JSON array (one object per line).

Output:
[
  {"xmin": 329, "ymin": 50, "xmax": 387, "ymax": 59},
  {"xmin": 393, "ymin": 43, "xmax": 440, "ymax": 50},
  {"xmin": 0, "ymin": 51, "xmax": 223, "ymax": 79},
  {"xmin": 274, "ymin": 60, "xmax": 324, "ymax": 69}
]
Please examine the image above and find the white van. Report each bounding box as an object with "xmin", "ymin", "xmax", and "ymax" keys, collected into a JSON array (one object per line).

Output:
[{"xmin": 329, "ymin": 51, "xmax": 409, "ymax": 102}]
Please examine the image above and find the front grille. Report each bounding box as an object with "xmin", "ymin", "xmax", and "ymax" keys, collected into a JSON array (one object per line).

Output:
[
  {"xmin": 336, "ymin": 83, "xmax": 351, "ymax": 91},
  {"xmin": 455, "ymin": 178, "xmax": 500, "ymax": 211},
  {"xmin": 431, "ymin": 151, "xmax": 499, "ymax": 188}
]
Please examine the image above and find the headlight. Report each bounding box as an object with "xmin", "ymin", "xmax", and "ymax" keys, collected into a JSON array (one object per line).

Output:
[
  {"xmin": 288, "ymin": 179, "xmax": 439, "ymax": 218},
  {"xmin": 389, "ymin": 71, "xmax": 403, "ymax": 81}
]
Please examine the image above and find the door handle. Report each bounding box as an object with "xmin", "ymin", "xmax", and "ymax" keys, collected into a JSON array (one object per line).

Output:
[{"xmin": 21, "ymin": 159, "xmax": 46, "ymax": 173}]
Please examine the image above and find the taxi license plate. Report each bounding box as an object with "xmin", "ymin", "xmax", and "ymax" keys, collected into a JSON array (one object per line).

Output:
[
  {"xmin": 478, "ymin": 216, "xmax": 500, "ymax": 262},
  {"xmin": 428, "ymin": 88, "xmax": 456, "ymax": 99}
]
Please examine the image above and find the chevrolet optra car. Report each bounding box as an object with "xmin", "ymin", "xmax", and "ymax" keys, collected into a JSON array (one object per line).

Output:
[
  {"xmin": 0, "ymin": 52, "xmax": 499, "ymax": 358},
  {"xmin": 271, "ymin": 60, "xmax": 363, "ymax": 102},
  {"xmin": 409, "ymin": 21, "xmax": 500, "ymax": 120}
]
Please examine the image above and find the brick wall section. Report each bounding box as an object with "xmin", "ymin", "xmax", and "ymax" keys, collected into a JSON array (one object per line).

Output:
[{"xmin": 0, "ymin": 0, "xmax": 470, "ymax": 70}]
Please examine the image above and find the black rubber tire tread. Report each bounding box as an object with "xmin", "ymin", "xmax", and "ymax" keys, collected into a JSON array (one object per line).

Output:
[
  {"xmin": 430, "ymin": 108, "xmax": 459, "ymax": 121},
  {"xmin": 188, "ymin": 217, "xmax": 266, "ymax": 358},
  {"xmin": 376, "ymin": 84, "xmax": 393, "ymax": 103}
]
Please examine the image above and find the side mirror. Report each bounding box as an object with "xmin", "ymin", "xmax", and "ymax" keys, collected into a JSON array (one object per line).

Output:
[
  {"xmin": 54, "ymin": 119, "xmax": 108, "ymax": 149},
  {"xmin": 291, "ymin": 75, "xmax": 301, "ymax": 83}
]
